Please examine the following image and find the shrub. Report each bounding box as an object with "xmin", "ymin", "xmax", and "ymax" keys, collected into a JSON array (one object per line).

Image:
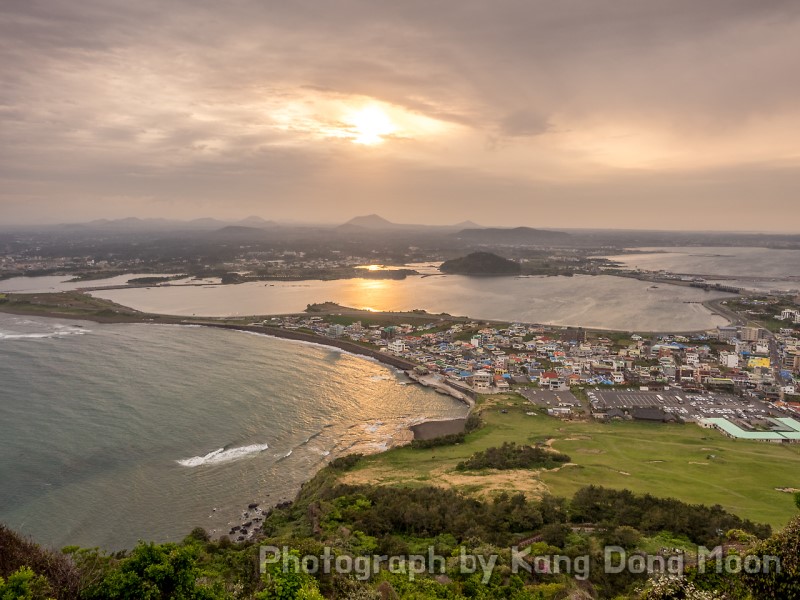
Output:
[
  {"xmin": 410, "ymin": 433, "xmax": 465, "ymax": 449},
  {"xmin": 328, "ymin": 454, "xmax": 363, "ymax": 471},
  {"xmin": 456, "ymin": 442, "xmax": 571, "ymax": 471}
]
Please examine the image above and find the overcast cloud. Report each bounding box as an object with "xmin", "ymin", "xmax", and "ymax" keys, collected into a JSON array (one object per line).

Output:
[{"xmin": 1, "ymin": 0, "xmax": 799, "ymax": 230}]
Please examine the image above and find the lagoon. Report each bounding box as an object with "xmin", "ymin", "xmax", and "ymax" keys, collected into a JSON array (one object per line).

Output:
[{"xmin": 91, "ymin": 274, "xmax": 731, "ymax": 331}]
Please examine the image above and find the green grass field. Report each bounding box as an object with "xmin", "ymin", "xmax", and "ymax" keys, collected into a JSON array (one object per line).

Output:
[{"xmin": 344, "ymin": 394, "xmax": 800, "ymax": 529}]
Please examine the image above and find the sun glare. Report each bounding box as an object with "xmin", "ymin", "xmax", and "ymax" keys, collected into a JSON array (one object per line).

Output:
[{"xmin": 347, "ymin": 106, "xmax": 396, "ymax": 145}]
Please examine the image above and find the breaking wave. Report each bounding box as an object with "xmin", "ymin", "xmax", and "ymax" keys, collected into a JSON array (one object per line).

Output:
[
  {"xmin": 0, "ymin": 328, "xmax": 89, "ymax": 340},
  {"xmin": 177, "ymin": 443, "xmax": 270, "ymax": 467},
  {"xmin": 0, "ymin": 321, "xmax": 90, "ymax": 341},
  {"xmin": 275, "ymin": 449, "xmax": 293, "ymax": 462}
]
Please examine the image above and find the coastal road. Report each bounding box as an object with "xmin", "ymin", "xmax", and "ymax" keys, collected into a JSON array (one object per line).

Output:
[{"xmin": 703, "ymin": 297, "xmax": 746, "ymax": 327}]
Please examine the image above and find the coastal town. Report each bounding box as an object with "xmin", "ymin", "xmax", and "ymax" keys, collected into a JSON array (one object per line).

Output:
[
  {"xmin": 261, "ymin": 303, "xmax": 800, "ymax": 442},
  {"xmin": 5, "ymin": 1, "xmax": 800, "ymax": 595}
]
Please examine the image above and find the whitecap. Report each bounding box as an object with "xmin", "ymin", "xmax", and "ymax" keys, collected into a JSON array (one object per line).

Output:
[
  {"xmin": 0, "ymin": 327, "xmax": 89, "ymax": 341},
  {"xmin": 274, "ymin": 449, "xmax": 293, "ymax": 462},
  {"xmin": 307, "ymin": 446, "xmax": 332, "ymax": 456},
  {"xmin": 0, "ymin": 332, "xmax": 52, "ymax": 340},
  {"xmin": 176, "ymin": 443, "xmax": 270, "ymax": 467}
]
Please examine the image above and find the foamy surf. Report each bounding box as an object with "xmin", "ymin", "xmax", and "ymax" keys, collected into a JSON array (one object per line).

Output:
[
  {"xmin": 301, "ymin": 430, "xmax": 323, "ymax": 445},
  {"xmin": 0, "ymin": 327, "xmax": 89, "ymax": 341},
  {"xmin": 176, "ymin": 443, "xmax": 270, "ymax": 467},
  {"xmin": 275, "ymin": 449, "xmax": 293, "ymax": 462}
]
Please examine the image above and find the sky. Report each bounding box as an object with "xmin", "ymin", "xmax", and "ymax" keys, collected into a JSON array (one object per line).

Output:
[{"xmin": 1, "ymin": 0, "xmax": 800, "ymax": 230}]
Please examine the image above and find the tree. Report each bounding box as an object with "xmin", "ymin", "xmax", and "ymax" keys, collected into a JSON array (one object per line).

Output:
[
  {"xmin": 0, "ymin": 524, "xmax": 79, "ymax": 599},
  {"xmin": 0, "ymin": 566, "xmax": 52, "ymax": 600},
  {"xmin": 742, "ymin": 515, "xmax": 800, "ymax": 599},
  {"xmin": 539, "ymin": 524, "xmax": 571, "ymax": 549},
  {"xmin": 256, "ymin": 550, "xmax": 323, "ymax": 600},
  {"xmin": 604, "ymin": 525, "xmax": 642, "ymax": 550},
  {"xmin": 82, "ymin": 542, "xmax": 221, "ymax": 599},
  {"xmin": 794, "ymin": 491, "xmax": 800, "ymax": 512}
]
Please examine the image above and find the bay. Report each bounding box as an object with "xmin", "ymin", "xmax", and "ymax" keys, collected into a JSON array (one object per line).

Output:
[
  {"xmin": 0, "ymin": 313, "xmax": 466, "ymax": 550},
  {"xmin": 91, "ymin": 274, "xmax": 732, "ymax": 331}
]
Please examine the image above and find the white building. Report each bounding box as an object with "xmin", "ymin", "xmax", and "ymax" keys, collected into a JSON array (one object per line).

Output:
[
  {"xmin": 720, "ymin": 352, "xmax": 740, "ymax": 369},
  {"xmin": 780, "ymin": 309, "xmax": 800, "ymax": 324},
  {"xmin": 327, "ymin": 324, "xmax": 346, "ymax": 338},
  {"xmin": 388, "ymin": 340, "xmax": 408, "ymax": 354},
  {"xmin": 470, "ymin": 371, "xmax": 492, "ymax": 391}
]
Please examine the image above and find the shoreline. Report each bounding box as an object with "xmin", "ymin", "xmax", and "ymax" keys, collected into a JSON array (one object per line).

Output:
[
  {"xmin": 0, "ymin": 295, "xmax": 735, "ymax": 336},
  {"xmin": 0, "ymin": 301, "xmax": 476, "ymax": 429},
  {"xmin": 0, "ymin": 307, "xmax": 474, "ymax": 548},
  {"xmin": 0, "ymin": 298, "xmax": 480, "ymax": 405},
  {"xmin": 0, "ymin": 291, "xmax": 768, "ymax": 549}
]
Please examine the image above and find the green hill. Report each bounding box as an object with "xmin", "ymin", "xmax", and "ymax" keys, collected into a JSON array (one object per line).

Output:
[{"xmin": 439, "ymin": 251, "xmax": 521, "ymax": 275}]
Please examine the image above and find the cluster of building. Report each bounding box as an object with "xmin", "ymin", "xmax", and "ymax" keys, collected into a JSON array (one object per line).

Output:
[
  {"xmin": 0, "ymin": 252, "xmax": 125, "ymax": 274},
  {"xmin": 268, "ymin": 315, "xmax": 799, "ymax": 401},
  {"xmin": 260, "ymin": 313, "xmax": 800, "ymax": 439},
  {"xmin": 217, "ymin": 251, "xmax": 384, "ymax": 276}
]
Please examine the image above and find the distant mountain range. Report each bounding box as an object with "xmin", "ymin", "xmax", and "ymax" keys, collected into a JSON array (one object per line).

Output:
[
  {"xmin": 52, "ymin": 214, "xmax": 483, "ymax": 233},
  {"xmin": 58, "ymin": 216, "xmax": 279, "ymax": 232},
  {"xmin": 45, "ymin": 216, "xmax": 566, "ymax": 244},
  {"xmin": 453, "ymin": 226, "xmax": 568, "ymax": 244},
  {"xmin": 338, "ymin": 214, "xmax": 484, "ymax": 232}
]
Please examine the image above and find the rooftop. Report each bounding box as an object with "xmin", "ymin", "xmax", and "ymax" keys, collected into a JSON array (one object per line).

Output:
[{"xmin": 702, "ymin": 418, "xmax": 789, "ymax": 441}]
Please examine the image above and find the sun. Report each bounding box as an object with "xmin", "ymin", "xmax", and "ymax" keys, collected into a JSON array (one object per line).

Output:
[{"xmin": 346, "ymin": 106, "xmax": 396, "ymax": 145}]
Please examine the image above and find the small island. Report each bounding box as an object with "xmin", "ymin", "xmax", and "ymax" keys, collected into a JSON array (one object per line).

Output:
[{"xmin": 439, "ymin": 251, "xmax": 522, "ymax": 275}]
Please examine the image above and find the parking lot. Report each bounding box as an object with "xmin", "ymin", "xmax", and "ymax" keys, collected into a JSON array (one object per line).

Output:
[
  {"xmin": 587, "ymin": 389, "xmax": 780, "ymax": 422},
  {"xmin": 521, "ymin": 389, "xmax": 581, "ymax": 409}
]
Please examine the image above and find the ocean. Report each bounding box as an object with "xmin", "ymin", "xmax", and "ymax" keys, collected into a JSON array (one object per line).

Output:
[
  {"xmin": 0, "ymin": 313, "xmax": 467, "ymax": 550},
  {"xmin": 604, "ymin": 246, "xmax": 800, "ymax": 280}
]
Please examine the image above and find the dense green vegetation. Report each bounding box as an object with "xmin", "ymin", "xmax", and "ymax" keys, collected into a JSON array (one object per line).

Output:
[
  {"xmin": 126, "ymin": 275, "xmax": 188, "ymax": 285},
  {"xmin": 456, "ymin": 442, "xmax": 571, "ymax": 471},
  {"xmin": 439, "ymin": 252, "xmax": 521, "ymax": 275},
  {"xmin": 2, "ymin": 471, "xmax": 796, "ymax": 599},
  {"xmin": 411, "ymin": 433, "xmax": 466, "ymax": 449}
]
